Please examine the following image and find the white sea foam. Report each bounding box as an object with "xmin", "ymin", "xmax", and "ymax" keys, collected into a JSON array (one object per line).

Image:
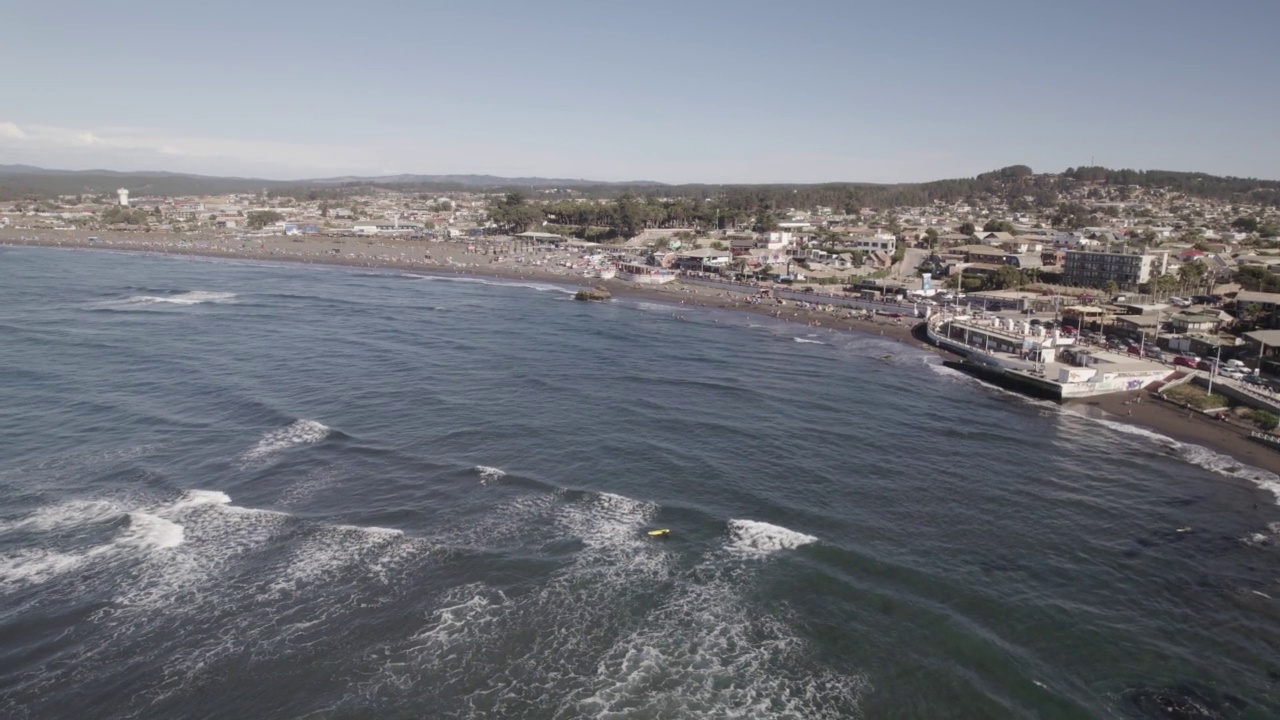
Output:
[
  {"xmin": 113, "ymin": 290, "xmax": 238, "ymax": 306},
  {"xmin": 793, "ymin": 337, "xmax": 826, "ymax": 345},
  {"xmin": 413, "ymin": 275, "xmax": 576, "ymax": 295},
  {"xmin": 559, "ymin": 492, "xmax": 658, "ymax": 555},
  {"xmin": 1075, "ymin": 413, "xmax": 1280, "ymax": 505},
  {"xmin": 0, "ymin": 498, "xmax": 124, "ymax": 533},
  {"xmin": 350, "ymin": 490, "xmax": 867, "ymax": 718},
  {"xmin": 562, "ymin": 569, "xmax": 866, "ymax": 719},
  {"xmin": 0, "ymin": 548, "xmax": 88, "ymax": 589},
  {"xmin": 116, "ymin": 512, "xmax": 185, "ymax": 549},
  {"xmin": 107, "ymin": 490, "xmax": 293, "ymax": 613},
  {"xmin": 474, "ymin": 465, "xmax": 506, "ymax": 484},
  {"xmin": 165, "ymin": 489, "xmax": 232, "ymax": 512},
  {"xmin": 243, "ymin": 419, "xmax": 330, "ymax": 460},
  {"xmin": 727, "ymin": 518, "xmax": 819, "ymax": 555},
  {"xmin": 408, "ymin": 583, "xmax": 508, "ymax": 653},
  {"xmin": 265, "ymin": 524, "xmax": 423, "ymax": 600},
  {"xmin": 924, "ymin": 358, "xmax": 970, "ymax": 380},
  {"xmin": 1242, "ymin": 532, "xmax": 1271, "ymax": 548}
]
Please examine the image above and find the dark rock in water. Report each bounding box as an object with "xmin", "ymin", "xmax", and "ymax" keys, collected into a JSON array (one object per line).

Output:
[{"xmin": 575, "ymin": 285, "xmax": 612, "ymax": 302}]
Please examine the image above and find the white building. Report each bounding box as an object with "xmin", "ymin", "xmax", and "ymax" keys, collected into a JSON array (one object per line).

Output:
[
  {"xmin": 353, "ymin": 221, "xmax": 423, "ymax": 236},
  {"xmin": 762, "ymin": 231, "xmax": 794, "ymax": 249},
  {"xmin": 847, "ymin": 234, "xmax": 896, "ymax": 252},
  {"xmin": 117, "ymin": 188, "xmax": 129, "ymax": 207}
]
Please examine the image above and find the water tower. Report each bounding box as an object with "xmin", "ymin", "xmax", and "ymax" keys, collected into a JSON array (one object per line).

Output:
[{"xmin": 117, "ymin": 188, "xmax": 129, "ymax": 207}]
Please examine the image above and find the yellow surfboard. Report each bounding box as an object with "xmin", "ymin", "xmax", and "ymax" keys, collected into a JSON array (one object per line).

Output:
[{"xmin": 646, "ymin": 529, "xmax": 670, "ymax": 538}]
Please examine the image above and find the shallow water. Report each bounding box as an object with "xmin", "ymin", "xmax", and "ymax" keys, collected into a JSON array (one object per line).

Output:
[{"xmin": 2, "ymin": 246, "xmax": 1278, "ymax": 719}]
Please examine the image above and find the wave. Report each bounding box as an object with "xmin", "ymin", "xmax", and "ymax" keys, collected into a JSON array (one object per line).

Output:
[
  {"xmin": 408, "ymin": 274, "xmax": 576, "ymax": 295},
  {"xmin": 1074, "ymin": 413, "xmax": 1280, "ymax": 504},
  {"xmin": 473, "ymin": 465, "xmax": 506, "ymax": 485},
  {"xmin": 264, "ymin": 523, "xmax": 425, "ymax": 600},
  {"xmin": 793, "ymin": 337, "xmax": 827, "ymax": 345},
  {"xmin": 243, "ymin": 419, "xmax": 331, "ymax": 461},
  {"xmin": 117, "ymin": 512, "xmax": 185, "ymax": 549},
  {"xmin": 107, "ymin": 290, "xmax": 238, "ymax": 307},
  {"xmin": 564, "ymin": 574, "xmax": 868, "ymax": 719},
  {"xmin": 727, "ymin": 518, "xmax": 819, "ymax": 556},
  {"xmin": 355, "ymin": 490, "xmax": 863, "ymax": 717},
  {"xmin": 0, "ymin": 548, "xmax": 89, "ymax": 589},
  {"xmin": 923, "ymin": 358, "xmax": 971, "ymax": 380},
  {"xmin": 0, "ymin": 498, "xmax": 123, "ymax": 533}
]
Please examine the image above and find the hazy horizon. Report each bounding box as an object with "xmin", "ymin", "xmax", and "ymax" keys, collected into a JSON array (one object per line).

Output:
[{"xmin": 3, "ymin": 0, "xmax": 1278, "ymax": 184}]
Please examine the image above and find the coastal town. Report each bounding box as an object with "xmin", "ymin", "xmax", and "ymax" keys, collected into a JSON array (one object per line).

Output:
[{"xmin": 6, "ymin": 167, "xmax": 1280, "ymax": 467}]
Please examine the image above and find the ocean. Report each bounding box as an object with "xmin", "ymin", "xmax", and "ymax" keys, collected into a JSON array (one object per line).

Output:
[{"xmin": 1, "ymin": 246, "xmax": 1278, "ymax": 719}]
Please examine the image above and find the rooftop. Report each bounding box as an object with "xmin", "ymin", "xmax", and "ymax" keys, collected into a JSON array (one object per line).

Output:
[{"xmin": 1245, "ymin": 329, "xmax": 1280, "ymax": 347}]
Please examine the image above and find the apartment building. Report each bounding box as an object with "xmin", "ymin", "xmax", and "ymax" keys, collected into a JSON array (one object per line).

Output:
[{"xmin": 1061, "ymin": 249, "xmax": 1168, "ymax": 289}]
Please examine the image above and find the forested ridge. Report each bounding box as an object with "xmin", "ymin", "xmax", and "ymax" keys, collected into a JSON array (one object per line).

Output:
[{"xmin": 3, "ymin": 163, "xmax": 1278, "ymax": 208}]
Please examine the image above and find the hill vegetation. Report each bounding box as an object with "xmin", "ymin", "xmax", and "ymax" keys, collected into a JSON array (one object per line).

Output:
[{"xmin": 3, "ymin": 163, "xmax": 1278, "ymax": 211}]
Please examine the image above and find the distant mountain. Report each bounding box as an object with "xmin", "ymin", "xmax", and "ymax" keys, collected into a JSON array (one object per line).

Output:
[
  {"xmin": 310, "ymin": 173, "xmax": 663, "ymax": 188},
  {"xmin": 0, "ymin": 164, "xmax": 296, "ymax": 199},
  {"xmin": 1, "ymin": 163, "xmax": 1277, "ymax": 208},
  {"xmin": 0, "ymin": 165, "xmax": 662, "ymax": 199}
]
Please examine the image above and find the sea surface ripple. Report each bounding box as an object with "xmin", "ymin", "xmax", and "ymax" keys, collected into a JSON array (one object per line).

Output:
[{"xmin": 1, "ymin": 246, "xmax": 1278, "ymax": 719}]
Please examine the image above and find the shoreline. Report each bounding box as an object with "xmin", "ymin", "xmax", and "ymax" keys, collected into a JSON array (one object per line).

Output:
[{"xmin": 5, "ymin": 232, "xmax": 1280, "ymax": 497}]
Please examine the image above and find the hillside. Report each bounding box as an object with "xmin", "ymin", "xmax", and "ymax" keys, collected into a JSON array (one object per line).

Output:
[{"xmin": 2, "ymin": 163, "xmax": 1278, "ymax": 208}]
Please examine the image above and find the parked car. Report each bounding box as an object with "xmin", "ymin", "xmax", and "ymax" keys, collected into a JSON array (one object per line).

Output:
[
  {"xmin": 1220, "ymin": 367, "xmax": 1246, "ymax": 380},
  {"xmin": 1197, "ymin": 359, "xmax": 1218, "ymax": 372},
  {"xmin": 1143, "ymin": 346, "xmax": 1164, "ymax": 359},
  {"xmin": 1112, "ymin": 294, "xmax": 1128, "ymax": 303},
  {"xmin": 1126, "ymin": 345, "xmax": 1142, "ymax": 356},
  {"xmin": 1225, "ymin": 359, "xmax": 1247, "ymax": 370},
  {"xmin": 1174, "ymin": 356, "xmax": 1199, "ymax": 368}
]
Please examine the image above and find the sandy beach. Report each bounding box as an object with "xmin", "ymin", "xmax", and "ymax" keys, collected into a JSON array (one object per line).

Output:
[{"xmin": 7, "ymin": 229, "xmax": 1280, "ymax": 486}]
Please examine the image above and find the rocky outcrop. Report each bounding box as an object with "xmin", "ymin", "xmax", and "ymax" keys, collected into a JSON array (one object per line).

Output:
[{"xmin": 575, "ymin": 285, "xmax": 612, "ymax": 302}]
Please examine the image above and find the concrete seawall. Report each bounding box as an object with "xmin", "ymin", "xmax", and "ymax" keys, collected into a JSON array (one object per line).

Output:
[{"xmin": 675, "ymin": 275, "xmax": 923, "ymax": 315}]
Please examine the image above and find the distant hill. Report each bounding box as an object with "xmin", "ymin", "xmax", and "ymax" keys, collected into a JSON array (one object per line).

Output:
[
  {"xmin": 310, "ymin": 173, "xmax": 662, "ymax": 188},
  {"xmin": 1, "ymin": 163, "xmax": 1277, "ymax": 208},
  {"xmin": 0, "ymin": 164, "xmax": 296, "ymax": 199},
  {"xmin": 0, "ymin": 165, "xmax": 663, "ymax": 200}
]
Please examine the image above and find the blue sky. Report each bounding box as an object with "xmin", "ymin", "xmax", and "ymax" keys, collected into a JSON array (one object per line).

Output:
[{"xmin": 2, "ymin": 0, "xmax": 1277, "ymax": 183}]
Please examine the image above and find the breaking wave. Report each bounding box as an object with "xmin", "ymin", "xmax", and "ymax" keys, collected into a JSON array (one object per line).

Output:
[
  {"xmin": 409, "ymin": 274, "xmax": 576, "ymax": 295},
  {"xmin": 727, "ymin": 518, "xmax": 819, "ymax": 556},
  {"xmin": 243, "ymin": 419, "xmax": 331, "ymax": 461},
  {"xmin": 794, "ymin": 337, "xmax": 827, "ymax": 345},
  {"xmin": 106, "ymin": 290, "xmax": 238, "ymax": 307},
  {"xmin": 351, "ymin": 492, "xmax": 861, "ymax": 718},
  {"xmin": 473, "ymin": 465, "xmax": 506, "ymax": 484},
  {"xmin": 1076, "ymin": 414, "xmax": 1280, "ymax": 505}
]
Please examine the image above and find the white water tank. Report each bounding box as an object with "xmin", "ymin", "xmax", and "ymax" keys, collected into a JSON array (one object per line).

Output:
[{"xmin": 117, "ymin": 188, "xmax": 129, "ymax": 207}]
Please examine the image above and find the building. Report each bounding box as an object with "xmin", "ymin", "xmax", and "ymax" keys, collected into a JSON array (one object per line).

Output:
[
  {"xmin": 1235, "ymin": 289, "xmax": 1280, "ymax": 329},
  {"xmin": 672, "ymin": 247, "xmax": 731, "ymax": 272},
  {"xmin": 847, "ymin": 234, "xmax": 896, "ymax": 252},
  {"xmin": 1061, "ymin": 250, "xmax": 1168, "ymax": 289},
  {"xmin": 117, "ymin": 188, "xmax": 129, "ymax": 207},
  {"xmin": 353, "ymin": 221, "xmax": 425, "ymax": 236}
]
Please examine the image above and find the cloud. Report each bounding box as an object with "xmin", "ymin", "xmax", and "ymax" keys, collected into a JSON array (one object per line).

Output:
[{"xmin": 0, "ymin": 121, "xmax": 27, "ymax": 139}]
